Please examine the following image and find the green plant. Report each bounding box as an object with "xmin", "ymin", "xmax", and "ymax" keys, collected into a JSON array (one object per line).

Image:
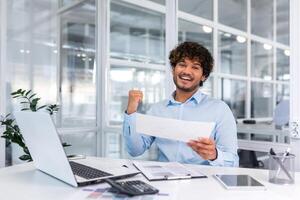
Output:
[{"xmin": 0, "ymin": 89, "xmax": 70, "ymax": 162}]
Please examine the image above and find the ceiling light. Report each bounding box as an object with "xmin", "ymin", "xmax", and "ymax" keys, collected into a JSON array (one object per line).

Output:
[
  {"xmin": 202, "ymin": 25, "xmax": 212, "ymax": 33},
  {"xmin": 284, "ymin": 50, "xmax": 290, "ymax": 57},
  {"xmin": 263, "ymin": 75, "xmax": 272, "ymax": 81},
  {"xmin": 20, "ymin": 49, "xmax": 25, "ymax": 53},
  {"xmin": 224, "ymin": 33, "xmax": 232, "ymax": 37},
  {"xmin": 283, "ymin": 74, "xmax": 290, "ymax": 80},
  {"xmin": 236, "ymin": 35, "xmax": 246, "ymax": 43},
  {"xmin": 263, "ymin": 44, "xmax": 272, "ymax": 50}
]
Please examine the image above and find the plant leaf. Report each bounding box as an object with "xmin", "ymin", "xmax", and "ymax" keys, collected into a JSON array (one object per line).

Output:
[
  {"xmin": 29, "ymin": 94, "xmax": 36, "ymax": 99},
  {"xmin": 25, "ymin": 90, "xmax": 32, "ymax": 96},
  {"xmin": 19, "ymin": 154, "xmax": 32, "ymax": 161},
  {"xmin": 37, "ymin": 105, "xmax": 47, "ymax": 110}
]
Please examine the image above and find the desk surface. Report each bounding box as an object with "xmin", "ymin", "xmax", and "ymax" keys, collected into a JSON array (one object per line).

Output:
[{"xmin": 0, "ymin": 157, "xmax": 299, "ymax": 200}]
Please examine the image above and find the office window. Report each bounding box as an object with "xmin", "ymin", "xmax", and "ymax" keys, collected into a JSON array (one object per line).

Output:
[
  {"xmin": 221, "ymin": 78, "xmax": 246, "ymax": 119},
  {"xmin": 277, "ymin": 0, "xmax": 290, "ymax": 45},
  {"xmin": 201, "ymin": 77, "xmax": 213, "ymax": 96},
  {"xmin": 251, "ymin": 0, "xmax": 274, "ymax": 40},
  {"xmin": 105, "ymin": 132, "xmax": 122, "ymax": 158},
  {"xmin": 218, "ymin": 31, "xmax": 247, "ymax": 76},
  {"xmin": 276, "ymin": 84, "xmax": 289, "ymax": 103},
  {"xmin": 178, "ymin": 0, "xmax": 213, "ymax": 20},
  {"xmin": 218, "ymin": 0, "xmax": 247, "ymax": 31},
  {"xmin": 251, "ymin": 41, "xmax": 273, "ymax": 79},
  {"xmin": 251, "ymin": 82, "xmax": 273, "ymax": 118},
  {"xmin": 108, "ymin": 66, "xmax": 165, "ymax": 126},
  {"xmin": 277, "ymin": 48, "xmax": 290, "ymax": 81},
  {"xmin": 110, "ymin": 0, "xmax": 165, "ymax": 64},
  {"xmin": 148, "ymin": 0, "xmax": 165, "ymax": 5},
  {"xmin": 6, "ymin": 0, "xmax": 58, "ymax": 104},
  {"xmin": 178, "ymin": 19, "xmax": 213, "ymax": 53},
  {"xmin": 61, "ymin": 132, "xmax": 97, "ymax": 156},
  {"xmin": 61, "ymin": 0, "xmax": 76, "ymax": 7},
  {"xmin": 60, "ymin": 1, "xmax": 96, "ymax": 127},
  {"xmin": 109, "ymin": 1, "xmax": 166, "ymax": 127}
]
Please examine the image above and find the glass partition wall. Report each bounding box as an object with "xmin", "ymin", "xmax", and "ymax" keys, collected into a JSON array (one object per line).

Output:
[{"xmin": 2, "ymin": 0, "xmax": 290, "ymax": 164}]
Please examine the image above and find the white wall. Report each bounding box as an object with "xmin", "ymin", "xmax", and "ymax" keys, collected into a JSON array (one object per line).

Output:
[{"xmin": 290, "ymin": 0, "xmax": 300, "ymax": 170}]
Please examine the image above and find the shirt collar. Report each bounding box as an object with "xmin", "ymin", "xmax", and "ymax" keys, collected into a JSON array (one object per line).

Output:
[{"xmin": 166, "ymin": 88, "xmax": 205, "ymax": 106}]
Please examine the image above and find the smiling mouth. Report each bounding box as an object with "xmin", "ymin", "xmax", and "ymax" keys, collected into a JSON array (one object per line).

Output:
[{"xmin": 179, "ymin": 75, "xmax": 193, "ymax": 81}]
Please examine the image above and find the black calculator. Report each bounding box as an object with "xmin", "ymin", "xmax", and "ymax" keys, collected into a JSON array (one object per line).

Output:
[{"xmin": 105, "ymin": 179, "xmax": 159, "ymax": 196}]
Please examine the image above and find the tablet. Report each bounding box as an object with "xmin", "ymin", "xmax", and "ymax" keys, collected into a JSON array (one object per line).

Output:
[{"xmin": 214, "ymin": 174, "xmax": 266, "ymax": 190}]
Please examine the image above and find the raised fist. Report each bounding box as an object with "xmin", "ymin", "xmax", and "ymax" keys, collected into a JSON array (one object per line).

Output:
[{"xmin": 126, "ymin": 90, "xmax": 143, "ymax": 114}]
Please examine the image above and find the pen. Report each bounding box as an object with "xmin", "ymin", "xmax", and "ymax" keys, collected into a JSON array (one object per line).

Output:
[
  {"xmin": 270, "ymin": 148, "xmax": 293, "ymax": 181},
  {"xmin": 163, "ymin": 174, "xmax": 192, "ymax": 180}
]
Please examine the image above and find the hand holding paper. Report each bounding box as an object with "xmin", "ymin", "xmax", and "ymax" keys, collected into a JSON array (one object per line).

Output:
[
  {"xmin": 135, "ymin": 113, "xmax": 215, "ymax": 142},
  {"xmin": 187, "ymin": 138, "xmax": 217, "ymax": 160}
]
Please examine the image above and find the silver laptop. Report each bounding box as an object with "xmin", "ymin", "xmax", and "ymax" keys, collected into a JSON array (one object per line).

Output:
[{"xmin": 14, "ymin": 111, "xmax": 139, "ymax": 187}]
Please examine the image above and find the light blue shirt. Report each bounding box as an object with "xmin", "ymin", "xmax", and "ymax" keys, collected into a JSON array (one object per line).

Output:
[{"xmin": 123, "ymin": 89, "xmax": 239, "ymax": 167}]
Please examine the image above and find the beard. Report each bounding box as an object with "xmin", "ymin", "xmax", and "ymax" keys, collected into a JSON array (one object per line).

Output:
[{"xmin": 173, "ymin": 74, "xmax": 200, "ymax": 93}]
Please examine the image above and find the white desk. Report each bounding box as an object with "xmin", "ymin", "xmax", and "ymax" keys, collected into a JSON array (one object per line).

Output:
[{"xmin": 0, "ymin": 157, "xmax": 299, "ymax": 200}]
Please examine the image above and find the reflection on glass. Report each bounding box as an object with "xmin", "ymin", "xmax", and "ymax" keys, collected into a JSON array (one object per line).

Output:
[
  {"xmin": 218, "ymin": 0, "xmax": 247, "ymax": 31},
  {"xmin": 251, "ymin": 0, "xmax": 274, "ymax": 40},
  {"xmin": 277, "ymin": 0, "xmax": 290, "ymax": 45},
  {"xmin": 110, "ymin": 0, "xmax": 165, "ymax": 64},
  {"xmin": 108, "ymin": 66, "xmax": 165, "ymax": 126},
  {"xmin": 277, "ymin": 84, "xmax": 289, "ymax": 104},
  {"xmin": 61, "ymin": 0, "xmax": 77, "ymax": 7},
  {"xmin": 60, "ymin": 0, "xmax": 96, "ymax": 127},
  {"xmin": 277, "ymin": 48, "xmax": 290, "ymax": 81},
  {"xmin": 221, "ymin": 78, "xmax": 246, "ymax": 119},
  {"xmin": 7, "ymin": 0, "xmax": 57, "ymax": 104},
  {"xmin": 251, "ymin": 41, "xmax": 273, "ymax": 79},
  {"xmin": 178, "ymin": 0, "xmax": 213, "ymax": 20},
  {"xmin": 219, "ymin": 31, "xmax": 247, "ymax": 76},
  {"xmin": 251, "ymin": 82, "xmax": 273, "ymax": 118},
  {"xmin": 178, "ymin": 19, "xmax": 213, "ymax": 53},
  {"xmin": 61, "ymin": 132, "xmax": 97, "ymax": 156}
]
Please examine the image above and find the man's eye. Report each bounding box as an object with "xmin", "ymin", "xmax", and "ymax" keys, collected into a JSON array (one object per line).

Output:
[
  {"xmin": 178, "ymin": 62, "xmax": 186, "ymax": 66},
  {"xmin": 193, "ymin": 65, "xmax": 201, "ymax": 70}
]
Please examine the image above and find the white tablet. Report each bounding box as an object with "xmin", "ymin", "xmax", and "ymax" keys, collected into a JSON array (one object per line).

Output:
[{"xmin": 214, "ymin": 174, "xmax": 266, "ymax": 190}]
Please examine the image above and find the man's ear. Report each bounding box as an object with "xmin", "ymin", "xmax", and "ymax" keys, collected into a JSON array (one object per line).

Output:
[{"xmin": 201, "ymin": 76, "xmax": 206, "ymax": 82}]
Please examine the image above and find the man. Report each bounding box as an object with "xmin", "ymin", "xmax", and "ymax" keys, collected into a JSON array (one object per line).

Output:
[{"xmin": 123, "ymin": 41, "xmax": 239, "ymax": 167}]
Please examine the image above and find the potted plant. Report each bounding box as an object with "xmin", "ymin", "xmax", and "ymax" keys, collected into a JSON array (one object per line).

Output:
[{"xmin": 0, "ymin": 89, "xmax": 70, "ymax": 162}]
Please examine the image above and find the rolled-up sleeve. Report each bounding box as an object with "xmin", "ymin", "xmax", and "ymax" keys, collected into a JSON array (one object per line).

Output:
[
  {"xmin": 208, "ymin": 103, "xmax": 239, "ymax": 167},
  {"xmin": 123, "ymin": 112, "xmax": 155, "ymax": 157}
]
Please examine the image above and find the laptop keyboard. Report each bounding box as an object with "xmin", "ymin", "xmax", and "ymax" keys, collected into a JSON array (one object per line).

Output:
[{"xmin": 70, "ymin": 161, "xmax": 113, "ymax": 179}]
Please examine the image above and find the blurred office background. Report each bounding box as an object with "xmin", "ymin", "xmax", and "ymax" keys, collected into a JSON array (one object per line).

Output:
[{"xmin": 0, "ymin": 0, "xmax": 290, "ymax": 167}]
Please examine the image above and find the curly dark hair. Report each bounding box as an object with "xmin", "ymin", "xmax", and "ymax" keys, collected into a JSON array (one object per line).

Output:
[{"xmin": 169, "ymin": 41, "xmax": 214, "ymax": 87}]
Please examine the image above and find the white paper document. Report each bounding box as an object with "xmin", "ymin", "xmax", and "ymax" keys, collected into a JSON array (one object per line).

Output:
[
  {"xmin": 133, "ymin": 161, "xmax": 207, "ymax": 181},
  {"xmin": 135, "ymin": 113, "xmax": 215, "ymax": 142}
]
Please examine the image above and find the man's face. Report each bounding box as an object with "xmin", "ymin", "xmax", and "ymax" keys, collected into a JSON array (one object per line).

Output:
[{"xmin": 172, "ymin": 58, "xmax": 206, "ymax": 93}]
